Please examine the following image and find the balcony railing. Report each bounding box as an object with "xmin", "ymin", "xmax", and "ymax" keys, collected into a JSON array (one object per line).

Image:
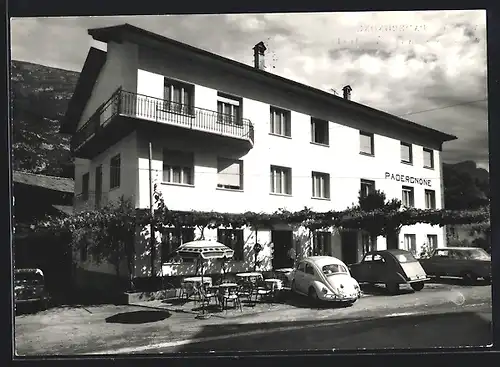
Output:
[{"xmin": 72, "ymin": 88, "xmax": 255, "ymax": 152}]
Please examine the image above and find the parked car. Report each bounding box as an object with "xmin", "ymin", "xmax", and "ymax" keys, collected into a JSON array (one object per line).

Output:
[
  {"xmin": 349, "ymin": 249, "xmax": 429, "ymax": 294},
  {"xmin": 419, "ymin": 247, "xmax": 491, "ymax": 283},
  {"xmin": 290, "ymin": 256, "xmax": 361, "ymax": 304},
  {"xmin": 14, "ymin": 268, "xmax": 50, "ymax": 311}
]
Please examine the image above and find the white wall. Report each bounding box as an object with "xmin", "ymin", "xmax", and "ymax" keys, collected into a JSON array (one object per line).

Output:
[{"xmin": 77, "ymin": 41, "xmax": 139, "ymax": 130}]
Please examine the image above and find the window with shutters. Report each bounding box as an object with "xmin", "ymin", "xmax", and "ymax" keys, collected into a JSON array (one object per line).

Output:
[
  {"xmin": 359, "ymin": 131, "xmax": 374, "ymax": 156},
  {"xmin": 312, "ymin": 171, "xmax": 330, "ymax": 199},
  {"xmin": 162, "ymin": 149, "xmax": 194, "ymax": 185},
  {"xmin": 109, "ymin": 154, "xmax": 121, "ymax": 189},
  {"xmin": 423, "ymin": 148, "xmax": 434, "ymax": 169},
  {"xmin": 360, "ymin": 179, "xmax": 376, "ymax": 198},
  {"xmin": 217, "ymin": 228, "xmax": 244, "ymax": 261},
  {"xmin": 161, "ymin": 227, "xmax": 195, "ymax": 263},
  {"xmin": 403, "ymin": 234, "xmax": 417, "ymax": 255},
  {"xmin": 425, "ymin": 189, "xmax": 436, "ymax": 209},
  {"xmin": 217, "ymin": 92, "xmax": 242, "ymax": 125},
  {"xmin": 270, "ymin": 106, "xmax": 291, "ymax": 137},
  {"xmin": 311, "ymin": 118, "xmax": 329, "ymax": 145},
  {"xmin": 270, "ymin": 165, "xmax": 292, "ymax": 195},
  {"xmin": 401, "ymin": 142, "xmax": 413, "ymax": 164},
  {"xmin": 217, "ymin": 158, "xmax": 243, "ymax": 190},
  {"xmin": 402, "ymin": 186, "xmax": 415, "ymax": 207},
  {"xmin": 313, "ymin": 231, "xmax": 332, "ymax": 256},
  {"xmin": 427, "ymin": 234, "xmax": 438, "ymax": 251},
  {"xmin": 163, "ymin": 78, "xmax": 195, "ymax": 115}
]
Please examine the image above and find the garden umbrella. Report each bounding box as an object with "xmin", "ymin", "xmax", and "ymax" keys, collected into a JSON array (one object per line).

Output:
[{"xmin": 176, "ymin": 240, "xmax": 234, "ymax": 318}]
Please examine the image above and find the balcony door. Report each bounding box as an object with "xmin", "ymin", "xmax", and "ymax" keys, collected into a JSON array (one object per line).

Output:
[{"xmin": 95, "ymin": 165, "xmax": 102, "ymax": 209}]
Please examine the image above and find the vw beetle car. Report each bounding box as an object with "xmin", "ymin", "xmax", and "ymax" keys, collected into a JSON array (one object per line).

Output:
[
  {"xmin": 419, "ymin": 247, "xmax": 491, "ymax": 283},
  {"xmin": 290, "ymin": 256, "xmax": 361, "ymax": 304},
  {"xmin": 349, "ymin": 249, "xmax": 429, "ymax": 294},
  {"xmin": 14, "ymin": 268, "xmax": 50, "ymax": 311}
]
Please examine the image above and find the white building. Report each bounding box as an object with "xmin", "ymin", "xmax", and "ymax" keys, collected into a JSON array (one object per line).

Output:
[{"xmin": 60, "ymin": 24, "xmax": 457, "ymax": 288}]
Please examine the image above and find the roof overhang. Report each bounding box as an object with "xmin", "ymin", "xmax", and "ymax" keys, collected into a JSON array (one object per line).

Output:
[
  {"xmin": 87, "ymin": 23, "xmax": 457, "ymax": 144},
  {"xmin": 59, "ymin": 47, "xmax": 107, "ymax": 134}
]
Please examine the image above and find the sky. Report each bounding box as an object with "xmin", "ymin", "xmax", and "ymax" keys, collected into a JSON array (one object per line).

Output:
[{"xmin": 10, "ymin": 11, "xmax": 489, "ymax": 170}]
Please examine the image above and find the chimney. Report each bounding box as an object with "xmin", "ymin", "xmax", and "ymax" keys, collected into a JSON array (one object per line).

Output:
[
  {"xmin": 253, "ymin": 41, "xmax": 267, "ymax": 70},
  {"xmin": 342, "ymin": 85, "xmax": 352, "ymax": 100}
]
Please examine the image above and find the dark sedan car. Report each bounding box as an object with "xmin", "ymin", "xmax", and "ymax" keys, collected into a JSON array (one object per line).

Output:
[
  {"xmin": 14, "ymin": 268, "xmax": 50, "ymax": 311},
  {"xmin": 349, "ymin": 249, "xmax": 429, "ymax": 294},
  {"xmin": 419, "ymin": 247, "xmax": 491, "ymax": 283}
]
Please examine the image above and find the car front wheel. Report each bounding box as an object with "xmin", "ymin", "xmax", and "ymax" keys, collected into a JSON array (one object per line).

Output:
[
  {"xmin": 386, "ymin": 283, "xmax": 399, "ymax": 294},
  {"xmin": 462, "ymin": 272, "xmax": 478, "ymax": 285},
  {"xmin": 410, "ymin": 281, "xmax": 425, "ymax": 291}
]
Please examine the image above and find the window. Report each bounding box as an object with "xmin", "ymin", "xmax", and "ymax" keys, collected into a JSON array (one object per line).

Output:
[
  {"xmin": 163, "ymin": 78, "xmax": 194, "ymax": 115},
  {"xmin": 95, "ymin": 165, "xmax": 102, "ymax": 209},
  {"xmin": 270, "ymin": 165, "xmax": 292, "ymax": 195},
  {"xmin": 312, "ymin": 171, "xmax": 330, "ymax": 199},
  {"xmin": 402, "ymin": 186, "xmax": 414, "ymax": 207},
  {"xmin": 270, "ymin": 106, "xmax": 291, "ymax": 137},
  {"xmin": 425, "ymin": 189, "xmax": 436, "ymax": 209},
  {"xmin": 403, "ymin": 234, "xmax": 417, "ymax": 255},
  {"xmin": 427, "ymin": 234, "xmax": 438, "ymax": 251},
  {"xmin": 423, "ymin": 148, "xmax": 434, "ymax": 169},
  {"xmin": 360, "ymin": 179, "xmax": 376, "ymax": 198},
  {"xmin": 363, "ymin": 254, "xmax": 373, "ymax": 262},
  {"xmin": 373, "ymin": 254, "xmax": 385, "ymax": 262},
  {"xmin": 217, "ymin": 158, "xmax": 243, "ymax": 190},
  {"xmin": 217, "ymin": 229, "xmax": 244, "ymax": 261},
  {"xmin": 305, "ymin": 263, "xmax": 315, "ymax": 275},
  {"xmin": 81, "ymin": 173, "xmax": 89, "ymax": 201},
  {"xmin": 311, "ymin": 118, "xmax": 329, "ymax": 145},
  {"xmin": 297, "ymin": 262, "xmax": 306, "ymax": 272},
  {"xmin": 313, "ymin": 231, "xmax": 332, "ymax": 256},
  {"xmin": 109, "ymin": 154, "xmax": 121, "ymax": 189},
  {"xmin": 401, "ymin": 142, "xmax": 413, "ymax": 164},
  {"xmin": 163, "ymin": 149, "xmax": 194, "ymax": 185},
  {"xmin": 361, "ymin": 232, "xmax": 373, "ymax": 254},
  {"xmin": 161, "ymin": 228, "xmax": 195, "ymax": 263},
  {"xmin": 359, "ymin": 131, "xmax": 374, "ymax": 155},
  {"xmin": 217, "ymin": 92, "xmax": 242, "ymax": 125}
]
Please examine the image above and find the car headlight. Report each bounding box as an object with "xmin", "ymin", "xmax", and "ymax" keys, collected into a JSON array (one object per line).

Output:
[
  {"xmin": 321, "ymin": 287, "xmax": 328, "ymax": 294},
  {"xmin": 353, "ymin": 283, "xmax": 360, "ymax": 290}
]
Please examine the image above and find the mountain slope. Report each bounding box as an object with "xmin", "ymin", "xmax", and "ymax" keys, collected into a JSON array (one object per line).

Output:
[{"xmin": 11, "ymin": 60, "xmax": 79, "ymax": 178}]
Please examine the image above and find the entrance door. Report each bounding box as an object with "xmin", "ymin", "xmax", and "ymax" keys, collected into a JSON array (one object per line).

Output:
[
  {"xmin": 271, "ymin": 230, "xmax": 294, "ymax": 269},
  {"xmin": 341, "ymin": 231, "xmax": 358, "ymax": 265},
  {"xmin": 95, "ymin": 165, "xmax": 102, "ymax": 209}
]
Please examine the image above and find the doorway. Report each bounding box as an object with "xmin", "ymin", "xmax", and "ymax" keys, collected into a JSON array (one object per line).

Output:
[
  {"xmin": 271, "ymin": 230, "xmax": 294, "ymax": 269},
  {"xmin": 340, "ymin": 230, "xmax": 358, "ymax": 265}
]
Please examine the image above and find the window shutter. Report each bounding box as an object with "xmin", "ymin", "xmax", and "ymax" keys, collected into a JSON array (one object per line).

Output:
[
  {"xmin": 217, "ymin": 159, "xmax": 241, "ymax": 187},
  {"xmin": 163, "ymin": 149, "xmax": 193, "ymax": 167}
]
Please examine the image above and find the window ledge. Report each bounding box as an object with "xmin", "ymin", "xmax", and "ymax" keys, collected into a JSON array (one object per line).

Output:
[
  {"xmin": 270, "ymin": 192, "xmax": 292, "ymax": 197},
  {"xmin": 269, "ymin": 132, "xmax": 292, "ymax": 139},
  {"xmin": 359, "ymin": 151, "xmax": 375, "ymax": 157},
  {"xmin": 311, "ymin": 196, "xmax": 331, "ymax": 201},
  {"xmin": 109, "ymin": 186, "xmax": 120, "ymax": 192},
  {"xmin": 216, "ymin": 187, "xmax": 244, "ymax": 193},
  {"xmin": 161, "ymin": 182, "xmax": 195, "ymax": 188},
  {"xmin": 423, "ymin": 166, "xmax": 435, "ymax": 170},
  {"xmin": 401, "ymin": 161, "xmax": 413, "ymax": 166},
  {"xmin": 310, "ymin": 141, "xmax": 330, "ymax": 148}
]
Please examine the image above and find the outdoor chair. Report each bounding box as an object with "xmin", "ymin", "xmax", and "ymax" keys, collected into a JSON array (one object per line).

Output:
[
  {"xmin": 218, "ymin": 285, "xmax": 242, "ymax": 313},
  {"xmin": 179, "ymin": 281, "xmax": 196, "ymax": 301},
  {"xmin": 238, "ymin": 281, "xmax": 255, "ymax": 304},
  {"xmin": 203, "ymin": 285, "xmax": 220, "ymax": 306},
  {"xmin": 253, "ymin": 280, "xmax": 274, "ymax": 302}
]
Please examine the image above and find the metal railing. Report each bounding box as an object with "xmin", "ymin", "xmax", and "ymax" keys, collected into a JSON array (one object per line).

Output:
[{"xmin": 72, "ymin": 88, "xmax": 255, "ymax": 151}]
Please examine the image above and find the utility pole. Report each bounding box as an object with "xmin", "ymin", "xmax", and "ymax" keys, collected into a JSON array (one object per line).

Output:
[{"xmin": 148, "ymin": 141, "xmax": 156, "ymax": 278}]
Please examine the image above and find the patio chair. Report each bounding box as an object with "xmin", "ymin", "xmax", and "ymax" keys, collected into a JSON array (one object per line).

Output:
[
  {"xmin": 218, "ymin": 285, "xmax": 242, "ymax": 313},
  {"xmin": 203, "ymin": 285, "xmax": 220, "ymax": 307},
  {"xmin": 238, "ymin": 281, "xmax": 255, "ymax": 305},
  {"xmin": 253, "ymin": 280, "xmax": 274, "ymax": 302}
]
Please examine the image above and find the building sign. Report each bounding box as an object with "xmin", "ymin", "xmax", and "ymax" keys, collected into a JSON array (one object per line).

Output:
[{"xmin": 385, "ymin": 172, "xmax": 432, "ymax": 187}]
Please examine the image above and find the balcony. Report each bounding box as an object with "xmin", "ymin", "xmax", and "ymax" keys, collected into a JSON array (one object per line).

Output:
[{"xmin": 72, "ymin": 88, "xmax": 255, "ymax": 158}]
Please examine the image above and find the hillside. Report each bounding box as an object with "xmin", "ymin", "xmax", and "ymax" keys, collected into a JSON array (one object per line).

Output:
[{"xmin": 11, "ymin": 60, "xmax": 79, "ymax": 178}]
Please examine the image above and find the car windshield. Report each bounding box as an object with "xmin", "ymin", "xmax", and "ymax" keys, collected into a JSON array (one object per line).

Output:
[
  {"xmin": 15, "ymin": 273, "xmax": 43, "ymax": 285},
  {"xmin": 458, "ymin": 249, "xmax": 490, "ymax": 261},
  {"xmin": 322, "ymin": 263, "xmax": 348, "ymax": 275},
  {"xmin": 393, "ymin": 253, "xmax": 418, "ymax": 263}
]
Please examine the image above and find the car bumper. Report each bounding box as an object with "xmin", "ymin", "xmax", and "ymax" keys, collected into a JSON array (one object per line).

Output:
[
  {"xmin": 318, "ymin": 292, "xmax": 360, "ymax": 302},
  {"xmin": 408, "ymin": 277, "xmax": 430, "ymax": 283}
]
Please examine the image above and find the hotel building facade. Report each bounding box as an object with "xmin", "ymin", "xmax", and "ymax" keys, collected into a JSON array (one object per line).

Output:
[{"xmin": 61, "ymin": 24, "xmax": 457, "ymax": 286}]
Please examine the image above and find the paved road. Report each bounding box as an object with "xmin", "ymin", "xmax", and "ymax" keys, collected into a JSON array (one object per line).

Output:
[{"xmin": 15, "ymin": 282, "xmax": 492, "ymax": 356}]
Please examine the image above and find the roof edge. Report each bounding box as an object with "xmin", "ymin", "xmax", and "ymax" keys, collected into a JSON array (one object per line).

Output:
[
  {"xmin": 87, "ymin": 23, "xmax": 458, "ymax": 143},
  {"xmin": 59, "ymin": 47, "xmax": 107, "ymax": 134}
]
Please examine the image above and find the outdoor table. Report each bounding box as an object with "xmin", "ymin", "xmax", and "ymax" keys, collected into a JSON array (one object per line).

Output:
[
  {"xmin": 264, "ymin": 278, "xmax": 283, "ymax": 290},
  {"xmin": 218, "ymin": 282, "xmax": 239, "ymax": 289},
  {"xmin": 236, "ymin": 272, "xmax": 263, "ymax": 283},
  {"xmin": 183, "ymin": 276, "xmax": 213, "ymax": 286}
]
